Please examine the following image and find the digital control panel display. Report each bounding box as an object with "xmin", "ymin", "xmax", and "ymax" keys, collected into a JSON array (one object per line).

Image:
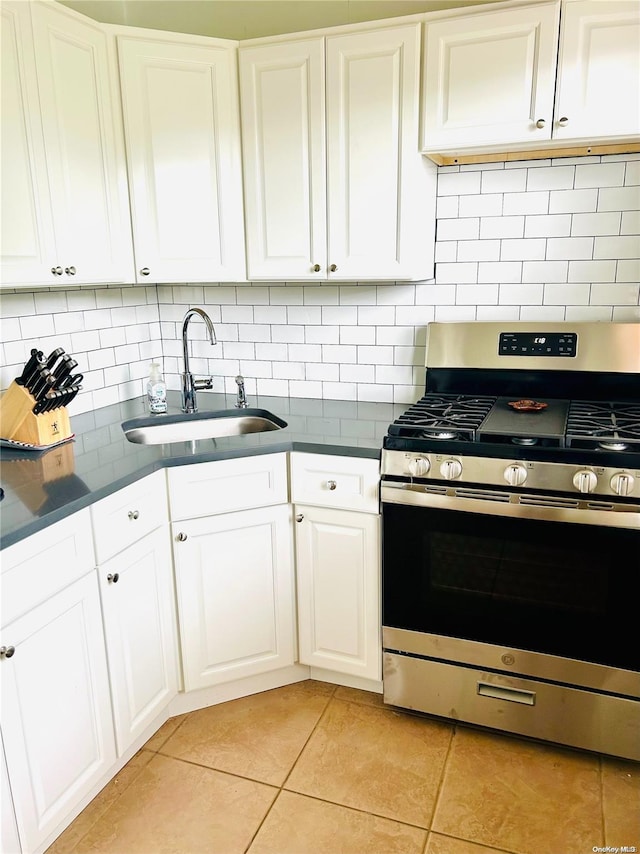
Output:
[{"xmin": 499, "ymin": 332, "xmax": 578, "ymax": 357}]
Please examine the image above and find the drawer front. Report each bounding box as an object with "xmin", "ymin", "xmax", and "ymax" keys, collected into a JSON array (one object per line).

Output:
[
  {"xmin": 167, "ymin": 453, "xmax": 288, "ymax": 521},
  {"xmin": 91, "ymin": 470, "xmax": 168, "ymax": 563},
  {"xmin": 290, "ymin": 452, "xmax": 380, "ymax": 513},
  {"xmin": 1, "ymin": 509, "xmax": 94, "ymax": 626}
]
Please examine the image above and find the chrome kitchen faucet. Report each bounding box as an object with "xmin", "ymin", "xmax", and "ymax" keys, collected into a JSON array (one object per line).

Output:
[{"xmin": 181, "ymin": 307, "xmax": 217, "ymax": 413}]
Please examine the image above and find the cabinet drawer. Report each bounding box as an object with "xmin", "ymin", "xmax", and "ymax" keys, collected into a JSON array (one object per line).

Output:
[
  {"xmin": 1, "ymin": 509, "xmax": 94, "ymax": 626},
  {"xmin": 90, "ymin": 470, "xmax": 168, "ymax": 563},
  {"xmin": 167, "ymin": 453, "xmax": 288, "ymax": 521},
  {"xmin": 290, "ymin": 452, "xmax": 380, "ymax": 513}
]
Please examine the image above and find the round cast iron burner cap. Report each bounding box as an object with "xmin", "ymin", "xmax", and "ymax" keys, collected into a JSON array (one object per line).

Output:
[{"xmin": 598, "ymin": 442, "xmax": 629, "ymax": 451}]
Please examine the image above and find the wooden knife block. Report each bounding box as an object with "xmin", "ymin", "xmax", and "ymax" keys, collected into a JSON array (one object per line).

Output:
[{"xmin": 0, "ymin": 381, "xmax": 72, "ymax": 446}]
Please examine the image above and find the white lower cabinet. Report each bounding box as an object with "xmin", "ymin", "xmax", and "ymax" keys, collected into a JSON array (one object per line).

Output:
[
  {"xmin": 2, "ymin": 732, "xmax": 22, "ymax": 854},
  {"xmin": 172, "ymin": 504, "xmax": 295, "ymax": 691},
  {"xmin": 290, "ymin": 452, "xmax": 382, "ymax": 683},
  {"xmin": 0, "ymin": 573, "xmax": 116, "ymax": 854},
  {"xmin": 98, "ymin": 527, "xmax": 179, "ymax": 757},
  {"xmin": 294, "ymin": 504, "xmax": 381, "ymax": 681}
]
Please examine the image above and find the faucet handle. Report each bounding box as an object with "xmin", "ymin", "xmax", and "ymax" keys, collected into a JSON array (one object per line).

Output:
[
  {"xmin": 235, "ymin": 375, "xmax": 248, "ymax": 408},
  {"xmin": 193, "ymin": 377, "xmax": 213, "ymax": 391}
]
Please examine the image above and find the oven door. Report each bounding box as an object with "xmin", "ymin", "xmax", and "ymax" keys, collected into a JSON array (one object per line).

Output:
[{"xmin": 381, "ymin": 491, "xmax": 640, "ymax": 683}]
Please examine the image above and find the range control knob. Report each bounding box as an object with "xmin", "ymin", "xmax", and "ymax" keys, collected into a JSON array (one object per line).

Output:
[
  {"xmin": 440, "ymin": 458, "xmax": 462, "ymax": 480},
  {"xmin": 504, "ymin": 463, "xmax": 527, "ymax": 487},
  {"xmin": 573, "ymin": 469, "xmax": 597, "ymax": 494},
  {"xmin": 610, "ymin": 471, "xmax": 635, "ymax": 496},
  {"xmin": 407, "ymin": 457, "xmax": 430, "ymax": 477}
]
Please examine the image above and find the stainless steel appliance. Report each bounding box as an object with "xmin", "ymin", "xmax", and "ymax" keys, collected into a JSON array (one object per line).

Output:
[{"xmin": 381, "ymin": 321, "xmax": 640, "ymax": 761}]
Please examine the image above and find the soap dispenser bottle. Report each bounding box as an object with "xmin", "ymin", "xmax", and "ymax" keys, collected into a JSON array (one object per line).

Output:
[{"xmin": 147, "ymin": 362, "xmax": 167, "ymax": 414}]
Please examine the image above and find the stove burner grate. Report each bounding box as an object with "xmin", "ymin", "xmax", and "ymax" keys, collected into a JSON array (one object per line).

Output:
[
  {"xmin": 566, "ymin": 400, "xmax": 640, "ymax": 449},
  {"xmin": 387, "ymin": 394, "xmax": 496, "ymax": 441}
]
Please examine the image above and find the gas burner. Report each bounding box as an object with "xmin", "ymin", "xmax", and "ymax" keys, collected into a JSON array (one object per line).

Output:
[
  {"xmin": 566, "ymin": 400, "xmax": 640, "ymax": 449},
  {"xmin": 598, "ymin": 442, "xmax": 629, "ymax": 451},
  {"xmin": 422, "ymin": 430, "xmax": 457, "ymax": 440},
  {"xmin": 512, "ymin": 437, "xmax": 538, "ymax": 446}
]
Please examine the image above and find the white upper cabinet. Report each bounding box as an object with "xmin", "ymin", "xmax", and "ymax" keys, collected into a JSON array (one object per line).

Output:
[
  {"xmin": 240, "ymin": 24, "xmax": 436, "ymax": 282},
  {"xmin": 1, "ymin": 0, "xmax": 135, "ymax": 288},
  {"xmin": 422, "ymin": 0, "xmax": 640, "ymax": 154},
  {"xmin": 422, "ymin": 2, "xmax": 560, "ymax": 151},
  {"xmin": 117, "ymin": 33, "xmax": 246, "ymax": 283},
  {"xmin": 554, "ymin": 0, "xmax": 640, "ymax": 140}
]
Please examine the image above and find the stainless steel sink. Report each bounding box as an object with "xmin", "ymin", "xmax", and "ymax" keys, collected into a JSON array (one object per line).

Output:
[{"xmin": 122, "ymin": 409, "xmax": 287, "ymax": 445}]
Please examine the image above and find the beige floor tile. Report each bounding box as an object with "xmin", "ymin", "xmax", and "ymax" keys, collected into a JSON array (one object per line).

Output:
[
  {"xmin": 143, "ymin": 713, "xmax": 189, "ymax": 752},
  {"xmin": 160, "ymin": 680, "xmax": 335, "ymax": 786},
  {"xmin": 425, "ymin": 832, "xmax": 513, "ymax": 854},
  {"xmin": 285, "ymin": 698, "xmax": 452, "ymax": 827},
  {"xmin": 433, "ymin": 727, "xmax": 603, "ymax": 854},
  {"xmin": 333, "ymin": 685, "xmax": 386, "ymax": 708},
  {"xmin": 67, "ymin": 754, "xmax": 277, "ymax": 854},
  {"xmin": 248, "ymin": 790, "xmax": 427, "ymax": 854},
  {"xmin": 46, "ymin": 749, "xmax": 153, "ymax": 854},
  {"xmin": 602, "ymin": 757, "xmax": 640, "ymax": 847}
]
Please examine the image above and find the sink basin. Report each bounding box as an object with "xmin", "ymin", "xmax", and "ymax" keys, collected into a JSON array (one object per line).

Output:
[{"xmin": 122, "ymin": 409, "xmax": 287, "ymax": 445}]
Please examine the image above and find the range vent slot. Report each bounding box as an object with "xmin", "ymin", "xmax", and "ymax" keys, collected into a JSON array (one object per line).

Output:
[
  {"xmin": 519, "ymin": 495, "xmax": 580, "ymax": 510},
  {"xmin": 455, "ymin": 488, "xmax": 510, "ymax": 503}
]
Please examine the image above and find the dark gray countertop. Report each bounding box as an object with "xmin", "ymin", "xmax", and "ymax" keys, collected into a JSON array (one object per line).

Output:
[{"xmin": 0, "ymin": 391, "xmax": 404, "ymax": 550}]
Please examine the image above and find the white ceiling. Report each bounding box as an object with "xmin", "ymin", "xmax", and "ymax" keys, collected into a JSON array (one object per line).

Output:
[{"xmin": 56, "ymin": 0, "xmax": 505, "ymax": 40}]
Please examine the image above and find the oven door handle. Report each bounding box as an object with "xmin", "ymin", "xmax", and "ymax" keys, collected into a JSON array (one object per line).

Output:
[{"xmin": 380, "ymin": 482, "xmax": 640, "ymax": 530}]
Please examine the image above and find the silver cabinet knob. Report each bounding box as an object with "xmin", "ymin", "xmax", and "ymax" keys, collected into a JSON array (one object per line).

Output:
[
  {"xmin": 0, "ymin": 646, "xmax": 16, "ymax": 659},
  {"xmin": 312, "ymin": 264, "xmax": 321, "ymax": 272},
  {"xmin": 557, "ymin": 116, "xmax": 569, "ymax": 127},
  {"xmin": 295, "ymin": 514, "xmax": 304, "ymax": 522},
  {"xmin": 327, "ymin": 480, "xmax": 337, "ymax": 490},
  {"xmin": 176, "ymin": 532, "xmax": 188, "ymax": 541},
  {"xmin": 535, "ymin": 118, "xmax": 546, "ymax": 128},
  {"xmin": 65, "ymin": 266, "xmax": 76, "ymax": 275},
  {"xmin": 51, "ymin": 266, "xmax": 63, "ymax": 276},
  {"xmin": 329, "ymin": 264, "xmax": 337, "ymax": 273},
  {"xmin": 107, "ymin": 573, "xmax": 119, "ymax": 583},
  {"xmin": 140, "ymin": 267, "xmax": 150, "ymax": 276},
  {"xmin": 128, "ymin": 510, "xmax": 140, "ymax": 520}
]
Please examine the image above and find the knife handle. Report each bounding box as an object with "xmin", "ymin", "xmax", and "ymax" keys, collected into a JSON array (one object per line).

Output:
[{"xmin": 46, "ymin": 347, "xmax": 65, "ymax": 370}]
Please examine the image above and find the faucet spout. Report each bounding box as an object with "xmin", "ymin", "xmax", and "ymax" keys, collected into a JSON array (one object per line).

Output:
[{"xmin": 181, "ymin": 307, "xmax": 217, "ymax": 413}]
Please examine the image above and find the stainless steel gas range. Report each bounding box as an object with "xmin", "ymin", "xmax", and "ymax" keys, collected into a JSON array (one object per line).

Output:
[{"xmin": 380, "ymin": 321, "xmax": 640, "ymax": 761}]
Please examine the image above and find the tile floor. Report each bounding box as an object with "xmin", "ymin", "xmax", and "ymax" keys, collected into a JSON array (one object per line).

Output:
[{"xmin": 47, "ymin": 681, "xmax": 639, "ymax": 854}]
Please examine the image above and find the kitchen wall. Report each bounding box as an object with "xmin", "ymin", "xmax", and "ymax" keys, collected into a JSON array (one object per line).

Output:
[{"xmin": 1, "ymin": 152, "xmax": 638, "ymax": 414}]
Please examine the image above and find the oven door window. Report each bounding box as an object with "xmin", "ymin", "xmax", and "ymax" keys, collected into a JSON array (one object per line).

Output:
[{"xmin": 382, "ymin": 503, "xmax": 639, "ymax": 671}]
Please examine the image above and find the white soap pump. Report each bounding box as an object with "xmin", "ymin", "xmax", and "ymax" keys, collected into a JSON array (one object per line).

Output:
[{"xmin": 147, "ymin": 362, "xmax": 167, "ymax": 414}]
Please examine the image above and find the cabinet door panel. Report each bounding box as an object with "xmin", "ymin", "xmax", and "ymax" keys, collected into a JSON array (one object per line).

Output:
[
  {"xmin": 1, "ymin": 574, "xmax": 115, "ymax": 853},
  {"xmin": 100, "ymin": 528, "xmax": 178, "ymax": 756},
  {"xmin": 295, "ymin": 505, "xmax": 380, "ymax": 681},
  {"xmin": 173, "ymin": 505, "xmax": 295, "ymax": 690},
  {"xmin": 118, "ymin": 36, "xmax": 246, "ymax": 282},
  {"xmin": 422, "ymin": 4, "xmax": 559, "ymax": 149},
  {"xmin": 327, "ymin": 24, "xmax": 434, "ymax": 280},
  {"xmin": 0, "ymin": 2, "xmax": 56, "ymax": 287},
  {"xmin": 239, "ymin": 39, "xmax": 327, "ymax": 280},
  {"xmin": 555, "ymin": 0, "xmax": 640, "ymax": 139},
  {"xmin": 30, "ymin": 2, "xmax": 134, "ymax": 284}
]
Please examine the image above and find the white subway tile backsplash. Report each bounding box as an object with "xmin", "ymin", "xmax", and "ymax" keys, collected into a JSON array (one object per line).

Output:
[
  {"xmin": 549, "ymin": 189, "xmax": 597, "ymax": 214},
  {"xmin": 2, "ymin": 155, "xmax": 637, "ymax": 408},
  {"xmin": 593, "ymin": 235, "xmax": 640, "ymax": 259},
  {"xmin": 503, "ymin": 192, "xmax": 549, "ymax": 215}
]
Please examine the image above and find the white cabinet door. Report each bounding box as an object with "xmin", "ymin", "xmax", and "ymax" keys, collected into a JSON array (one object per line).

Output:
[
  {"xmin": 117, "ymin": 34, "xmax": 246, "ymax": 283},
  {"xmin": 239, "ymin": 38, "xmax": 327, "ymax": 281},
  {"xmin": 99, "ymin": 527, "xmax": 179, "ymax": 757},
  {"xmin": 326, "ymin": 24, "xmax": 434, "ymax": 281},
  {"xmin": 295, "ymin": 504, "xmax": 381, "ymax": 681},
  {"xmin": 554, "ymin": 0, "xmax": 640, "ymax": 140},
  {"xmin": 422, "ymin": 2, "xmax": 560, "ymax": 149},
  {"xmin": 0, "ymin": 1, "xmax": 56, "ymax": 288},
  {"xmin": 0, "ymin": 574, "xmax": 116, "ymax": 854},
  {"xmin": 240, "ymin": 24, "xmax": 435, "ymax": 282},
  {"xmin": 28, "ymin": 0, "xmax": 134, "ymax": 285},
  {"xmin": 172, "ymin": 504, "xmax": 295, "ymax": 691},
  {"xmin": 1, "ymin": 734, "xmax": 21, "ymax": 854}
]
